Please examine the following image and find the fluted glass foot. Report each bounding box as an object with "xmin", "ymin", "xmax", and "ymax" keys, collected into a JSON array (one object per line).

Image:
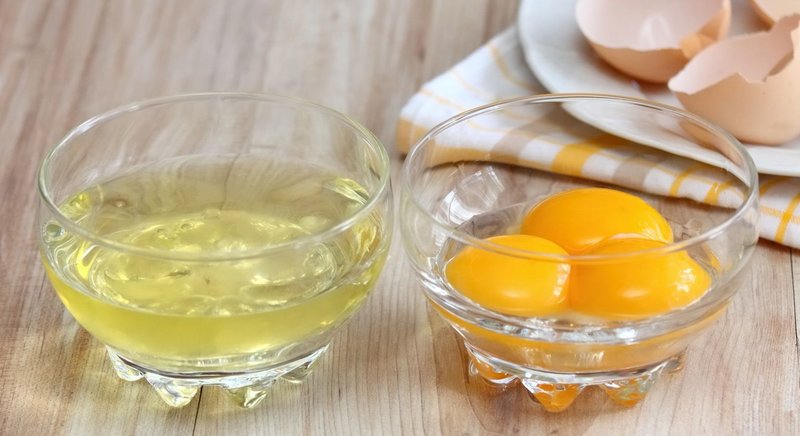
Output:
[
  {"xmin": 107, "ymin": 345, "xmax": 330, "ymax": 408},
  {"xmin": 224, "ymin": 379, "xmax": 276, "ymax": 408},
  {"xmin": 521, "ymin": 381, "xmax": 584, "ymax": 412},
  {"xmin": 144, "ymin": 373, "xmax": 200, "ymax": 407},
  {"xmin": 465, "ymin": 346, "xmax": 684, "ymax": 412}
]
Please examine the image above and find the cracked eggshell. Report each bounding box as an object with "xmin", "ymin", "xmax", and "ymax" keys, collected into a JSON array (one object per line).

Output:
[
  {"xmin": 749, "ymin": 0, "xmax": 800, "ymax": 25},
  {"xmin": 669, "ymin": 15, "xmax": 800, "ymax": 145},
  {"xmin": 575, "ymin": 0, "xmax": 731, "ymax": 84}
]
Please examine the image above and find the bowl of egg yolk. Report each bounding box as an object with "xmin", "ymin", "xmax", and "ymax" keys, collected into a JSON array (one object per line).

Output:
[{"xmin": 400, "ymin": 94, "xmax": 759, "ymax": 412}]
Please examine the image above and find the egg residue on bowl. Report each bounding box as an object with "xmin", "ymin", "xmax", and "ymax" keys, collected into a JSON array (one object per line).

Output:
[
  {"xmin": 668, "ymin": 15, "xmax": 800, "ymax": 145},
  {"xmin": 575, "ymin": 0, "xmax": 731, "ymax": 83}
]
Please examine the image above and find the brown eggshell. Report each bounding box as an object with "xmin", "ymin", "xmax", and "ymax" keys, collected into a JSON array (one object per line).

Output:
[
  {"xmin": 576, "ymin": 0, "xmax": 731, "ymax": 84},
  {"xmin": 669, "ymin": 15, "xmax": 800, "ymax": 145},
  {"xmin": 749, "ymin": 0, "xmax": 800, "ymax": 25}
]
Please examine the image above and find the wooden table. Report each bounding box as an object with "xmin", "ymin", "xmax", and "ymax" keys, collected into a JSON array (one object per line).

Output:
[{"xmin": 1, "ymin": 1, "xmax": 798, "ymax": 434}]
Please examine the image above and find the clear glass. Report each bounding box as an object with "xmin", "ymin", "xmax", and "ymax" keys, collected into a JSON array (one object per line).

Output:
[
  {"xmin": 400, "ymin": 94, "xmax": 758, "ymax": 412},
  {"xmin": 38, "ymin": 93, "xmax": 392, "ymax": 408}
]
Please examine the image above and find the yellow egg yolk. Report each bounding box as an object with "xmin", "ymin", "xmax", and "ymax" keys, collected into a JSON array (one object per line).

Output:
[
  {"xmin": 521, "ymin": 188, "xmax": 673, "ymax": 254},
  {"xmin": 445, "ymin": 234, "xmax": 570, "ymax": 317},
  {"xmin": 569, "ymin": 238, "xmax": 710, "ymax": 319}
]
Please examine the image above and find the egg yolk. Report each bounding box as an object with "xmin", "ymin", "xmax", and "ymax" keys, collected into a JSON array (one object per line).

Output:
[
  {"xmin": 521, "ymin": 188, "xmax": 673, "ymax": 254},
  {"xmin": 445, "ymin": 234, "xmax": 570, "ymax": 317},
  {"xmin": 569, "ymin": 238, "xmax": 710, "ymax": 319}
]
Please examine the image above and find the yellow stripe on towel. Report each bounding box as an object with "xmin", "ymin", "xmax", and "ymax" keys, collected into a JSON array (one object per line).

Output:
[
  {"xmin": 487, "ymin": 42, "xmax": 537, "ymax": 92},
  {"xmin": 776, "ymin": 192, "xmax": 800, "ymax": 243},
  {"xmin": 551, "ymin": 134, "xmax": 618, "ymax": 177}
]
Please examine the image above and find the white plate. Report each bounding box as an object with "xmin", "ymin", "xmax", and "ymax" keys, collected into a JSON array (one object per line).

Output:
[{"xmin": 517, "ymin": 0, "xmax": 800, "ymax": 176}]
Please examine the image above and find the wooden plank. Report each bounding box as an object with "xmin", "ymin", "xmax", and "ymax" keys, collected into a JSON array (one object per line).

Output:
[
  {"xmin": 191, "ymin": 1, "xmax": 517, "ymax": 434},
  {"xmin": 0, "ymin": 0, "xmax": 235, "ymax": 434}
]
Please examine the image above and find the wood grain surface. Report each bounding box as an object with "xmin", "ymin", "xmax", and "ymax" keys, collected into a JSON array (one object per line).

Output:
[{"xmin": 1, "ymin": 1, "xmax": 797, "ymax": 434}]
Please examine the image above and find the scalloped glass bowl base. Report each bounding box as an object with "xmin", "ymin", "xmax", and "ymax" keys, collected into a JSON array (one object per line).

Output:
[
  {"xmin": 107, "ymin": 344, "xmax": 330, "ymax": 408},
  {"xmin": 464, "ymin": 343, "xmax": 686, "ymax": 412}
]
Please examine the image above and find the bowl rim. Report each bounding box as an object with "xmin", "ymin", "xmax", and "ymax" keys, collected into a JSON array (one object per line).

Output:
[
  {"xmin": 401, "ymin": 93, "xmax": 759, "ymax": 264},
  {"xmin": 37, "ymin": 92, "xmax": 392, "ymax": 262}
]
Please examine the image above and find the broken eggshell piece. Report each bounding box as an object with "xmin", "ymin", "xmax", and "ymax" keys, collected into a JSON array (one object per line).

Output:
[
  {"xmin": 669, "ymin": 15, "xmax": 800, "ymax": 145},
  {"xmin": 749, "ymin": 0, "xmax": 800, "ymax": 25},
  {"xmin": 575, "ymin": 0, "xmax": 731, "ymax": 83}
]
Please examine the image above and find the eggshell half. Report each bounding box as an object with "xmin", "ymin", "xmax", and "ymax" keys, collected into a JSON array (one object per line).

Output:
[
  {"xmin": 669, "ymin": 15, "xmax": 800, "ymax": 145},
  {"xmin": 576, "ymin": 0, "xmax": 731, "ymax": 83},
  {"xmin": 749, "ymin": 0, "xmax": 800, "ymax": 25}
]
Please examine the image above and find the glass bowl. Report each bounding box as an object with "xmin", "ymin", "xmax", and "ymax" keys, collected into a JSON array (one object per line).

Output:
[
  {"xmin": 37, "ymin": 93, "xmax": 392, "ymax": 408},
  {"xmin": 399, "ymin": 94, "xmax": 759, "ymax": 412}
]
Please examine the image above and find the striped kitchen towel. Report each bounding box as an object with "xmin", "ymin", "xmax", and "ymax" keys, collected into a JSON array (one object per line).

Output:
[{"xmin": 397, "ymin": 27, "xmax": 800, "ymax": 249}]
